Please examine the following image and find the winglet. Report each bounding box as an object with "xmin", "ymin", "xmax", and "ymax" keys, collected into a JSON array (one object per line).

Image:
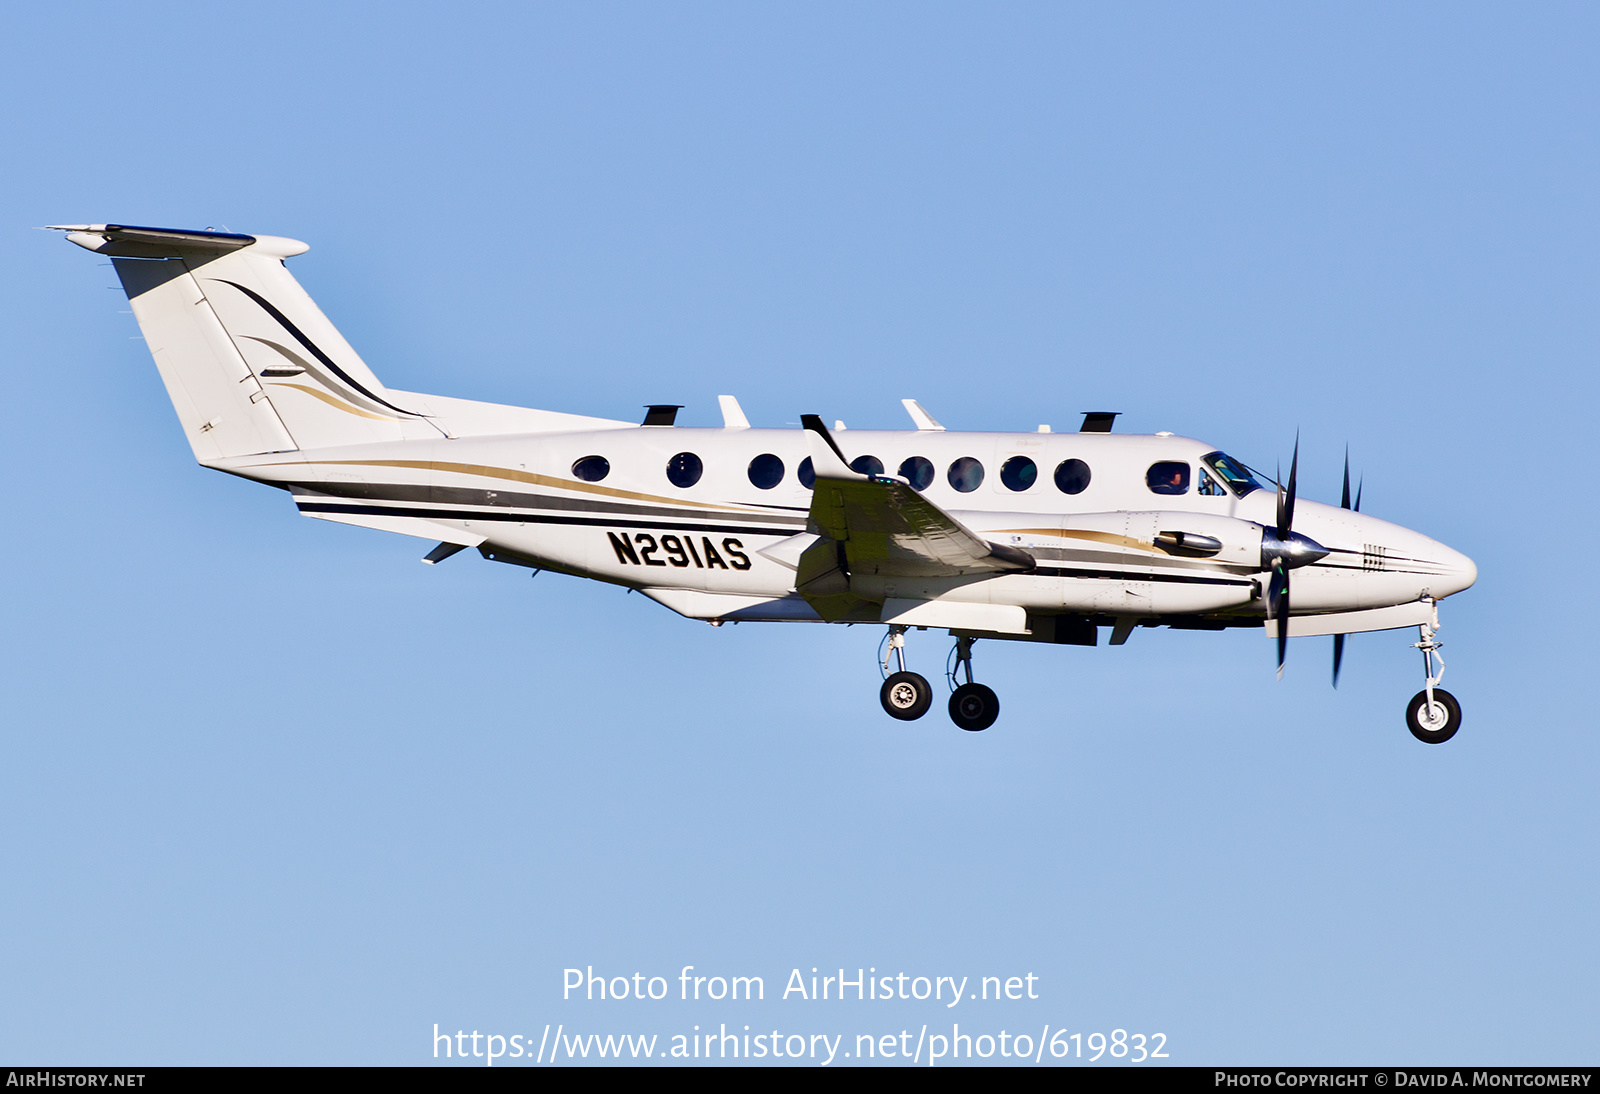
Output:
[
  {"xmin": 800, "ymin": 414, "xmax": 864, "ymax": 479},
  {"xmin": 718, "ymin": 395, "xmax": 750, "ymax": 429},
  {"xmin": 902, "ymin": 399, "xmax": 945, "ymax": 431}
]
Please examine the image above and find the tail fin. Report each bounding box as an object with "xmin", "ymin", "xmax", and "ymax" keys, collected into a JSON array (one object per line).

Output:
[{"xmin": 55, "ymin": 224, "xmax": 441, "ymax": 463}]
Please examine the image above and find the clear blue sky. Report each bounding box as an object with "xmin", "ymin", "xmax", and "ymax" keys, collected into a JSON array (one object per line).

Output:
[{"xmin": 3, "ymin": 1, "xmax": 1596, "ymax": 1065}]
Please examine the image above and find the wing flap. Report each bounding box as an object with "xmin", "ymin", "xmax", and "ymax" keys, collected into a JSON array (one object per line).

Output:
[{"xmin": 801, "ymin": 415, "xmax": 1034, "ymax": 579}]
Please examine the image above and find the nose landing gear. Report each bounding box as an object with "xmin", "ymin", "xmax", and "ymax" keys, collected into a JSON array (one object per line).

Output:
[
  {"xmin": 1406, "ymin": 599, "xmax": 1461, "ymax": 744},
  {"xmin": 946, "ymin": 636, "xmax": 999, "ymax": 732},
  {"xmin": 878, "ymin": 625, "xmax": 933, "ymax": 720}
]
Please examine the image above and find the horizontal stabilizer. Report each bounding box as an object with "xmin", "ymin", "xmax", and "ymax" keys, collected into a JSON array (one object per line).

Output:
[
  {"xmin": 295, "ymin": 495, "xmax": 486, "ymax": 547},
  {"xmin": 52, "ymin": 223, "xmax": 267, "ymax": 258},
  {"xmin": 422, "ymin": 542, "xmax": 470, "ymax": 565},
  {"xmin": 639, "ymin": 588, "xmax": 823, "ymax": 623}
]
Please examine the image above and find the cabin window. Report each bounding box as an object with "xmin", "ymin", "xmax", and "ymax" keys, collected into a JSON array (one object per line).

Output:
[
  {"xmin": 748, "ymin": 453, "xmax": 784, "ymax": 490},
  {"xmin": 1000, "ymin": 456, "xmax": 1037, "ymax": 492},
  {"xmin": 798, "ymin": 457, "xmax": 815, "ymax": 489},
  {"xmin": 850, "ymin": 455, "xmax": 884, "ymax": 477},
  {"xmin": 666, "ymin": 452, "xmax": 703, "ymax": 488},
  {"xmin": 1054, "ymin": 458, "xmax": 1091, "ymax": 495},
  {"xmin": 571, "ymin": 455, "xmax": 610, "ymax": 482},
  {"xmin": 947, "ymin": 457, "xmax": 985, "ymax": 492},
  {"xmin": 1201, "ymin": 451, "xmax": 1263, "ymax": 497},
  {"xmin": 1146, "ymin": 461, "xmax": 1190, "ymax": 495},
  {"xmin": 1198, "ymin": 468, "xmax": 1227, "ymax": 496},
  {"xmin": 898, "ymin": 456, "xmax": 934, "ymax": 491}
]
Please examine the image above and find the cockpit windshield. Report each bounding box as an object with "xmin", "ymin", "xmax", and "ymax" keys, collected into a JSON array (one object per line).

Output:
[{"xmin": 1201, "ymin": 452, "xmax": 1262, "ymax": 497}]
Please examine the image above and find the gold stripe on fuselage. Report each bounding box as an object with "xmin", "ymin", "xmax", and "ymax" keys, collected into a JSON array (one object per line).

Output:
[
  {"xmin": 254, "ymin": 458, "xmax": 781, "ymax": 514},
  {"xmin": 988, "ymin": 528, "xmax": 1165, "ymax": 554}
]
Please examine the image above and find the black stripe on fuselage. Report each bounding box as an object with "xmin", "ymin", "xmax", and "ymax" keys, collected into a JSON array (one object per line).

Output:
[
  {"xmin": 1313, "ymin": 561, "xmax": 1447, "ymax": 576},
  {"xmin": 290, "ymin": 480, "xmax": 808, "ymax": 528},
  {"xmin": 1030, "ymin": 564, "xmax": 1254, "ymax": 587},
  {"xmin": 295, "ymin": 501, "xmax": 802, "ymax": 538},
  {"xmin": 1026, "ymin": 544, "xmax": 1257, "ymax": 578}
]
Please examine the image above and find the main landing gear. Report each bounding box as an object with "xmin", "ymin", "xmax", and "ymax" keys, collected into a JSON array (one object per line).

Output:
[
  {"xmin": 946, "ymin": 636, "xmax": 999, "ymax": 732},
  {"xmin": 879, "ymin": 626, "xmax": 934, "ymax": 721},
  {"xmin": 1406, "ymin": 599, "xmax": 1461, "ymax": 744},
  {"xmin": 876, "ymin": 628, "xmax": 1000, "ymax": 731}
]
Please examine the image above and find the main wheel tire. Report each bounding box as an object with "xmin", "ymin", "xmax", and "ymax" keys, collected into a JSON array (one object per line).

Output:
[
  {"xmin": 1406, "ymin": 688, "xmax": 1462, "ymax": 744},
  {"xmin": 880, "ymin": 671, "xmax": 933, "ymax": 720},
  {"xmin": 949, "ymin": 682, "xmax": 1000, "ymax": 732}
]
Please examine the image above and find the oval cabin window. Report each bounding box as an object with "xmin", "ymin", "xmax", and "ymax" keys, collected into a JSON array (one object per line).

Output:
[
  {"xmin": 747, "ymin": 453, "xmax": 785, "ymax": 490},
  {"xmin": 666, "ymin": 452, "xmax": 704, "ymax": 488},
  {"xmin": 947, "ymin": 457, "xmax": 985, "ymax": 492},
  {"xmin": 898, "ymin": 457, "xmax": 934, "ymax": 491},
  {"xmin": 1000, "ymin": 456, "xmax": 1037, "ymax": 492},
  {"xmin": 1054, "ymin": 458, "xmax": 1091, "ymax": 495},
  {"xmin": 571, "ymin": 456, "xmax": 610, "ymax": 483}
]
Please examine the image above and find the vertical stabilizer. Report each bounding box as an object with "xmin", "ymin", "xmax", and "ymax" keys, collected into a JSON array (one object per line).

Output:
[{"xmin": 55, "ymin": 224, "xmax": 442, "ymax": 464}]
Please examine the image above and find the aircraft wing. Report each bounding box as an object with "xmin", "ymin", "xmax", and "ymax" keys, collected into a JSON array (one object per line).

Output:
[{"xmin": 800, "ymin": 415, "xmax": 1035, "ymax": 579}]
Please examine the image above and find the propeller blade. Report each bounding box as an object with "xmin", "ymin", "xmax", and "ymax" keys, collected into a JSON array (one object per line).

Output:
[
  {"xmin": 1269, "ymin": 565, "xmax": 1290, "ymax": 677},
  {"xmin": 1275, "ymin": 460, "xmax": 1286, "ymax": 540},
  {"xmin": 1332, "ymin": 632, "xmax": 1345, "ymax": 688},
  {"xmin": 1280, "ymin": 434, "xmax": 1299, "ymax": 539},
  {"xmin": 1341, "ymin": 448, "xmax": 1351, "ymax": 510},
  {"xmin": 1268, "ymin": 435, "xmax": 1303, "ymax": 677},
  {"xmin": 1354, "ymin": 476, "xmax": 1363, "ymax": 513}
]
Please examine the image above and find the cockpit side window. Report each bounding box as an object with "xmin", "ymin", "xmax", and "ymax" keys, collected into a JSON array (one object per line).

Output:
[
  {"xmin": 1198, "ymin": 468, "xmax": 1227, "ymax": 496},
  {"xmin": 1146, "ymin": 461, "xmax": 1190, "ymax": 495},
  {"xmin": 1202, "ymin": 452, "xmax": 1262, "ymax": 497}
]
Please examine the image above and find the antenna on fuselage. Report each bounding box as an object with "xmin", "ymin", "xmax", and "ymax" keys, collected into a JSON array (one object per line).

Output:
[
  {"xmin": 901, "ymin": 399, "xmax": 945, "ymax": 431},
  {"xmin": 718, "ymin": 396, "xmax": 750, "ymax": 429},
  {"xmin": 1079, "ymin": 411, "xmax": 1120, "ymax": 433}
]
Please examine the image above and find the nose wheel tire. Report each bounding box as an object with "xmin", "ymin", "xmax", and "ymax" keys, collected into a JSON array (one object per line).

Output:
[
  {"xmin": 949, "ymin": 683, "xmax": 1000, "ymax": 732},
  {"xmin": 881, "ymin": 671, "xmax": 933, "ymax": 721},
  {"xmin": 1406, "ymin": 688, "xmax": 1461, "ymax": 744}
]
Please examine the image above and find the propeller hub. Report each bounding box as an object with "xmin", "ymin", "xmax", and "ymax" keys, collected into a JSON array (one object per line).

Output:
[{"xmin": 1261, "ymin": 529, "xmax": 1329, "ymax": 571}]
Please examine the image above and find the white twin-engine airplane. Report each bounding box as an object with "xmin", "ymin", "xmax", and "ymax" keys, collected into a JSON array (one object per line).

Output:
[{"xmin": 54, "ymin": 224, "xmax": 1478, "ymax": 741}]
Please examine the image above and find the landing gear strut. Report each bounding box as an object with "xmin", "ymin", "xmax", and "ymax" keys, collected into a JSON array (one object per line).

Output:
[
  {"xmin": 1406, "ymin": 598, "xmax": 1461, "ymax": 744},
  {"xmin": 946, "ymin": 636, "xmax": 999, "ymax": 732},
  {"xmin": 878, "ymin": 625, "xmax": 933, "ymax": 720}
]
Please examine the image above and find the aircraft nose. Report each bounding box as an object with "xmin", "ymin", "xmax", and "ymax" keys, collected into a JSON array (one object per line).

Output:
[
  {"xmin": 1432, "ymin": 542, "xmax": 1478, "ymax": 598},
  {"xmin": 1347, "ymin": 509, "xmax": 1478, "ymax": 601}
]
